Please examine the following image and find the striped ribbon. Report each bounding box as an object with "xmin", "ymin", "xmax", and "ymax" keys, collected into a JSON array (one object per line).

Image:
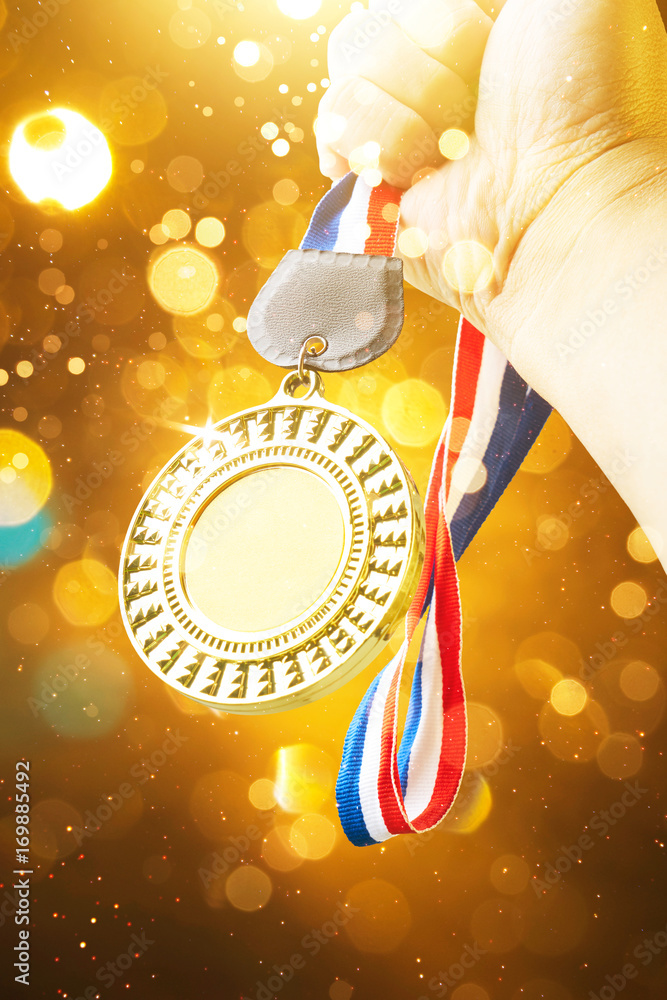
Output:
[{"xmin": 301, "ymin": 172, "xmax": 552, "ymax": 846}]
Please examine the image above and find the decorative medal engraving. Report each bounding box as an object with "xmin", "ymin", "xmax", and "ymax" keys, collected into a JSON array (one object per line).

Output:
[{"xmin": 119, "ymin": 370, "xmax": 424, "ymax": 714}]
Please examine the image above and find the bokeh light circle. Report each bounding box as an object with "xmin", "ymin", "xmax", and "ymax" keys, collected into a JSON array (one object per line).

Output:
[
  {"xmin": 0, "ymin": 430, "xmax": 52, "ymax": 526},
  {"xmin": 443, "ymin": 241, "xmax": 494, "ymax": 293},
  {"xmin": 442, "ymin": 773, "xmax": 493, "ymax": 834},
  {"xmin": 167, "ymin": 155, "xmax": 204, "ymax": 194},
  {"xmin": 195, "ymin": 217, "xmax": 225, "ymax": 248},
  {"xmin": 148, "ymin": 246, "xmax": 219, "ymax": 315},
  {"xmin": 550, "ymin": 678, "xmax": 588, "ymax": 717},
  {"xmin": 162, "ymin": 208, "xmax": 191, "ymax": 240},
  {"xmin": 398, "ymin": 227, "xmax": 428, "ymax": 258},
  {"xmin": 452, "ymin": 986, "xmax": 490, "ymax": 1000},
  {"xmin": 439, "ymin": 129, "xmax": 470, "ymax": 160},
  {"xmin": 329, "ymin": 982, "xmax": 354, "ymax": 1000},
  {"xmin": 344, "ymin": 879, "xmax": 411, "ymax": 954},
  {"xmin": 610, "ymin": 581, "xmax": 647, "ymax": 619},
  {"xmin": 466, "ymin": 703, "xmax": 504, "ymax": 768},
  {"xmin": 0, "ymin": 509, "xmax": 52, "ymax": 569},
  {"xmin": 261, "ymin": 825, "xmax": 304, "ymax": 872},
  {"xmin": 225, "ymin": 865, "xmax": 272, "ymax": 911},
  {"xmin": 596, "ymin": 732, "xmax": 643, "ymax": 779},
  {"xmin": 248, "ymin": 778, "xmax": 277, "ymax": 811},
  {"xmin": 277, "ymin": 0, "xmax": 322, "ymax": 18},
  {"xmin": 382, "ymin": 379, "xmax": 447, "ymax": 447},
  {"xmin": 173, "ymin": 296, "xmax": 238, "ymax": 360},
  {"xmin": 290, "ymin": 813, "xmax": 336, "ymax": 860},
  {"xmin": 234, "ymin": 41, "xmax": 260, "ymax": 67},
  {"xmin": 627, "ymin": 526, "xmax": 660, "ymax": 563},
  {"xmin": 9, "ymin": 108, "xmax": 112, "ymax": 210},
  {"xmin": 619, "ymin": 660, "xmax": 661, "ymax": 702},
  {"xmin": 273, "ymin": 178, "xmax": 300, "ymax": 205},
  {"xmin": 53, "ymin": 558, "xmax": 117, "ymax": 627},
  {"xmin": 31, "ymin": 647, "xmax": 130, "ymax": 738}
]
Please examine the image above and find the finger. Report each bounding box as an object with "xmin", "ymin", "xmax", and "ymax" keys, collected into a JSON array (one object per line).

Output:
[
  {"xmin": 316, "ymin": 75, "xmax": 441, "ymax": 189},
  {"xmin": 318, "ymin": 145, "xmax": 350, "ymax": 182},
  {"xmin": 328, "ymin": 9, "xmax": 473, "ymax": 136},
  {"xmin": 368, "ymin": 0, "xmax": 493, "ymax": 86}
]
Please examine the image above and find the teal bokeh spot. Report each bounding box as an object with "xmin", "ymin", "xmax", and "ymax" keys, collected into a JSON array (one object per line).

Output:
[
  {"xmin": 0, "ymin": 509, "xmax": 52, "ymax": 570},
  {"xmin": 30, "ymin": 645, "xmax": 132, "ymax": 739}
]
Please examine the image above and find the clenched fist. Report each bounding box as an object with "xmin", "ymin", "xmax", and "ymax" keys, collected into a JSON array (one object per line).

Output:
[
  {"xmin": 317, "ymin": 0, "xmax": 667, "ymax": 364},
  {"xmin": 316, "ymin": 0, "xmax": 667, "ymax": 568}
]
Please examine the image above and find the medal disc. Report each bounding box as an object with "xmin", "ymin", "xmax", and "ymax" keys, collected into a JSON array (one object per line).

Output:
[{"xmin": 119, "ymin": 370, "xmax": 424, "ymax": 714}]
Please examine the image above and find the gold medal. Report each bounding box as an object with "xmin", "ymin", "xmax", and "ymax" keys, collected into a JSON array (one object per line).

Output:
[{"xmin": 119, "ymin": 344, "xmax": 424, "ymax": 714}]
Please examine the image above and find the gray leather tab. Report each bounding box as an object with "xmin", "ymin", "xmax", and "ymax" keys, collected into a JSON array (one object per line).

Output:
[{"xmin": 247, "ymin": 248, "xmax": 404, "ymax": 372}]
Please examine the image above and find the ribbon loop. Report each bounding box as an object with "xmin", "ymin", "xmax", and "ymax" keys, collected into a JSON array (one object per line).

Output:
[{"xmin": 263, "ymin": 172, "xmax": 553, "ymax": 847}]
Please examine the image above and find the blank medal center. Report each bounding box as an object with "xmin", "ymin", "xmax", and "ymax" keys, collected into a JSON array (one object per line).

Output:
[{"xmin": 184, "ymin": 467, "xmax": 345, "ymax": 632}]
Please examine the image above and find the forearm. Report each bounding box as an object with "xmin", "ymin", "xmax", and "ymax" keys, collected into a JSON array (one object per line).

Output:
[{"xmin": 487, "ymin": 140, "xmax": 667, "ymax": 568}]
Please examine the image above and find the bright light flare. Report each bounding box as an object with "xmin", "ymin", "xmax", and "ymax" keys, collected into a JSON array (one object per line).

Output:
[
  {"xmin": 277, "ymin": 0, "xmax": 322, "ymax": 19},
  {"xmin": 9, "ymin": 108, "xmax": 112, "ymax": 211},
  {"xmin": 234, "ymin": 40, "xmax": 260, "ymax": 66}
]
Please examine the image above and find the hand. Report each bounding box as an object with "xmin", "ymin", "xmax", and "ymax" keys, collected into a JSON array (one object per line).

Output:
[{"xmin": 317, "ymin": 0, "xmax": 667, "ymax": 367}]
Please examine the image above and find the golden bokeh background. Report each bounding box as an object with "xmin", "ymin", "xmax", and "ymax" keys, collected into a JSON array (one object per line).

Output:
[{"xmin": 1, "ymin": 2, "xmax": 667, "ymax": 999}]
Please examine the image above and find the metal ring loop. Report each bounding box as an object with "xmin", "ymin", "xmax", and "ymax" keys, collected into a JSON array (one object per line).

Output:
[{"xmin": 297, "ymin": 335, "xmax": 328, "ymax": 382}]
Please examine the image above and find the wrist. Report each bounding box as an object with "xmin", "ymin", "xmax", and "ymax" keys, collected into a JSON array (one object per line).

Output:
[
  {"xmin": 485, "ymin": 139, "xmax": 667, "ymax": 560},
  {"xmin": 486, "ymin": 138, "xmax": 667, "ymax": 377}
]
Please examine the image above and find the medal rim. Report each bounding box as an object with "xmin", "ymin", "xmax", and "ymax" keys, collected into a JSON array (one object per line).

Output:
[{"xmin": 119, "ymin": 374, "xmax": 425, "ymax": 714}]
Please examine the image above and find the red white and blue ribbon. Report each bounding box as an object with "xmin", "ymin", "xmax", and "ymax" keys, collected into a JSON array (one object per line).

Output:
[{"xmin": 302, "ymin": 173, "xmax": 552, "ymax": 847}]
